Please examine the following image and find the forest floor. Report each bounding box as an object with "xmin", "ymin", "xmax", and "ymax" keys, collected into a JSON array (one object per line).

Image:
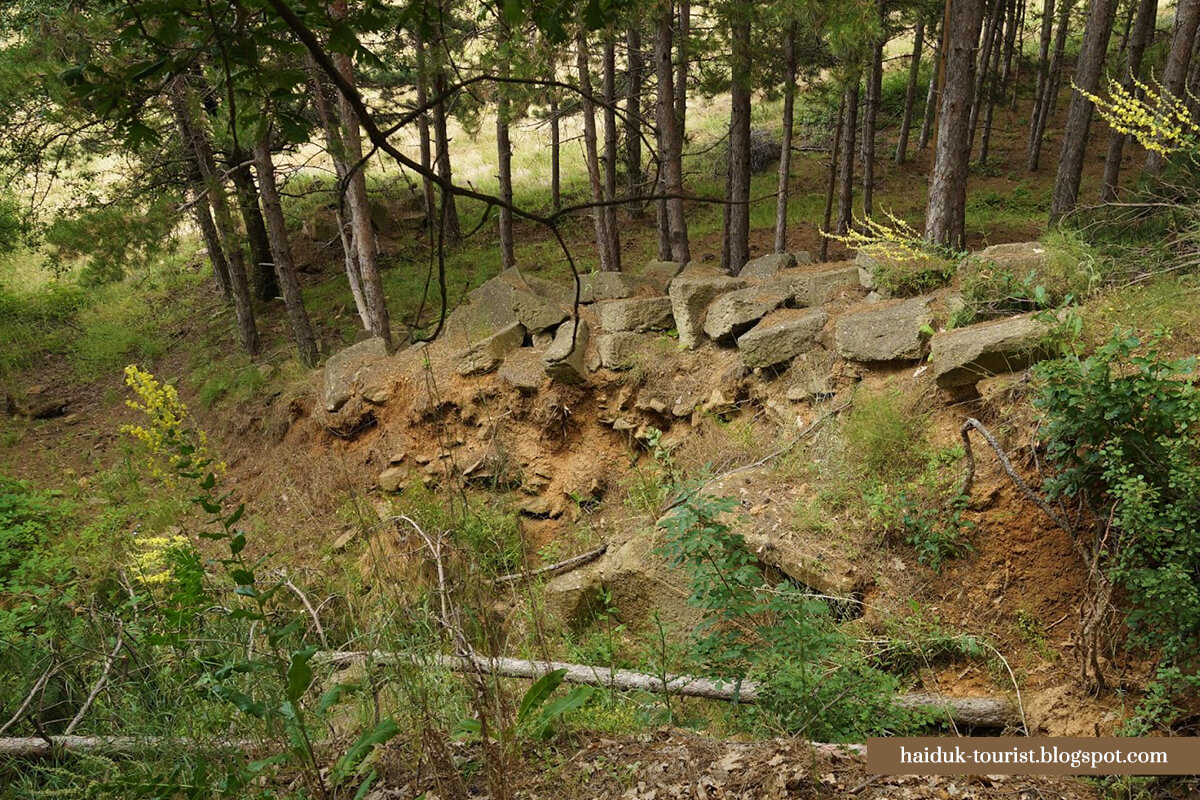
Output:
[{"xmin": 3, "ymin": 85, "xmax": 1199, "ymax": 799}]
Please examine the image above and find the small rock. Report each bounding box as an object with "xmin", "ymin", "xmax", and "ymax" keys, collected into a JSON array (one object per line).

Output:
[
  {"xmin": 543, "ymin": 319, "xmax": 590, "ymax": 383},
  {"xmin": 377, "ymin": 466, "xmax": 407, "ymax": 492},
  {"xmin": 701, "ymin": 387, "xmax": 736, "ymax": 417},
  {"xmin": 498, "ymin": 347, "xmax": 545, "ymax": 392},
  {"xmin": 323, "ymin": 337, "xmax": 390, "ymax": 412},
  {"xmin": 388, "ymin": 452, "xmax": 407, "ymax": 465}
]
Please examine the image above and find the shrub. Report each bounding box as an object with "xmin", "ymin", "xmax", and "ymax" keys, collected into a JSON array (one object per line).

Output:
[
  {"xmin": 1035, "ymin": 328, "xmax": 1200, "ymax": 723},
  {"xmin": 842, "ymin": 387, "xmax": 930, "ymax": 483}
]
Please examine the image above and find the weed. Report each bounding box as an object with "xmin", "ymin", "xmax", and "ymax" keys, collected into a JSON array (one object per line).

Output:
[{"xmin": 899, "ymin": 493, "xmax": 976, "ymax": 572}]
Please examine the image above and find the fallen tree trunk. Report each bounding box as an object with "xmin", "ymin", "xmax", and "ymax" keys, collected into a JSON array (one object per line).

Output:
[
  {"xmin": 316, "ymin": 651, "xmax": 1020, "ymax": 727},
  {"xmin": 0, "ymin": 736, "xmax": 252, "ymax": 758}
]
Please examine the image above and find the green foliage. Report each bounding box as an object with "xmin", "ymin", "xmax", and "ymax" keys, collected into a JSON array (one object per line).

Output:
[
  {"xmin": 1036, "ymin": 329, "xmax": 1200, "ymax": 724},
  {"xmin": 842, "ymin": 388, "xmax": 929, "ymax": 483},
  {"xmin": 657, "ymin": 491, "xmax": 917, "ymax": 741},
  {"xmin": 457, "ymin": 668, "xmax": 594, "ymax": 742},
  {"xmin": 0, "ymin": 281, "xmax": 85, "ymax": 383},
  {"xmin": 899, "ymin": 493, "xmax": 976, "ymax": 572},
  {"xmin": 43, "ymin": 197, "xmax": 181, "ymax": 286}
]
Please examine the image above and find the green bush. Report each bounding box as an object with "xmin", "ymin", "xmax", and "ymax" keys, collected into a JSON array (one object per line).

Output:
[
  {"xmin": 43, "ymin": 197, "xmax": 181, "ymax": 286},
  {"xmin": 1036, "ymin": 328, "xmax": 1200, "ymax": 724},
  {"xmin": 842, "ymin": 387, "xmax": 930, "ymax": 483},
  {"xmin": 657, "ymin": 491, "xmax": 917, "ymax": 740}
]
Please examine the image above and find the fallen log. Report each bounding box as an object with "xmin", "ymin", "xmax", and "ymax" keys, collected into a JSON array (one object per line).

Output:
[
  {"xmin": 0, "ymin": 736, "xmax": 252, "ymax": 759},
  {"xmin": 316, "ymin": 651, "xmax": 1020, "ymax": 727}
]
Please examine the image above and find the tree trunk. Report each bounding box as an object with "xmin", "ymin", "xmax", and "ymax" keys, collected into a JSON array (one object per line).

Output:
[
  {"xmin": 230, "ymin": 154, "xmax": 278, "ymax": 302},
  {"xmin": 656, "ymin": 0, "xmax": 689, "ymax": 263},
  {"xmin": 625, "ymin": 26, "xmax": 645, "ymax": 216},
  {"xmin": 496, "ymin": 23, "xmax": 516, "ymax": 270},
  {"xmin": 821, "ymin": 96, "xmax": 847, "ymax": 262},
  {"xmin": 548, "ymin": 52, "xmax": 562, "ymax": 213},
  {"xmin": 775, "ymin": 22, "xmax": 798, "ymax": 253},
  {"xmin": 1008, "ymin": 0, "xmax": 1027, "ymax": 108},
  {"xmin": 1029, "ymin": 0, "xmax": 1075, "ymax": 170},
  {"xmin": 918, "ymin": 27, "xmax": 940, "ymax": 151},
  {"xmin": 1101, "ymin": 0, "xmax": 1157, "ymax": 200},
  {"xmin": 862, "ymin": 8, "xmax": 884, "ymax": 219},
  {"xmin": 722, "ymin": 1, "xmax": 752, "ymax": 274},
  {"xmin": 675, "ymin": 0, "xmax": 689, "ymax": 141},
  {"xmin": 415, "ymin": 31, "xmax": 437, "ymax": 227},
  {"xmin": 170, "ymin": 79, "xmax": 259, "ymax": 357},
  {"xmin": 432, "ymin": 69, "xmax": 462, "ymax": 239},
  {"xmin": 307, "ymin": 58, "xmax": 370, "ymax": 328},
  {"xmin": 896, "ymin": 16, "xmax": 925, "ymax": 165},
  {"xmin": 836, "ymin": 77, "xmax": 860, "ymax": 236},
  {"xmin": 172, "ymin": 102, "xmax": 232, "ymax": 301},
  {"xmin": 978, "ymin": 1, "xmax": 1007, "ymax": 164},
  {"xmin": 253, "ymin": 129, "xmax": 319, "ymax": 367},
  {"xmin": 968, "ymin": 0, "xmax": 1006, "ymax": 153},
  {"xmin": 925, "ymin": 0, "xmax": 987, "ymax": 248},
  {"xmin": 1001, "ymin": 0, "xmax": 1021, "ymax": 88},
  {"xmin": 602, "ymin": 36, "xmax": 622, "ymax": 272},
  {"xmin": 1049, "ymin": 0, "xmax": 1118, "ymax": 221},
  {"xmin": 1028, "ymin": 0, "xmax": 1057, "ymax": 160},
  {"xmin": 331, "ymin": 0, "xmax": 391, "ymax": 348},
  {"xmin": 577, "ymin": 31, "xmax": 617, "ymax": 272},
  {"xmin": 1144, "ymin": 0, "xmax": 1200, "ymax": 174}
]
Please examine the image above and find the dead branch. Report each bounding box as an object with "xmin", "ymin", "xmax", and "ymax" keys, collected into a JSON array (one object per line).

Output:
[
  {"xmin": 0, "ymin": 664, "xmax": 59, "ymax": 736},
  {"xmin": 955, "ymin": 417, "xmax": 1073, "ymax": 534},
  {"xmin": 491, "ymin": 544, "xmax": 608, "ymax": 586},
  {"xmin": 64, "ymin": 627, "xmax": 124, "ymax": 736}
]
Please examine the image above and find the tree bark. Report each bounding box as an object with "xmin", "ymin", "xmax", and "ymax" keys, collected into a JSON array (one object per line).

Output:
[
  {"xmin": 821, "ymin": 96, "xmax": 847, "ymax": 262},
  {"xmin": 415, "ymin": 30, "xmax": 437, "ymax": 227},
  {"xmin": 968, "ymin": 0, "xmax": 1006, "ymax": 153},
  {"xmin": 496, "ymin": 22, "xmax": 516, "ymax": 271},
  {"xmin": 307, "ymin": 58, "xmax": 370, "ymax": 328},
  {"xmin": 1029, "ymin": 0, "xmax": 1075, "ymax": 171},
  {"xmin": 862, "ymin": 6, "xmax": 885, "ymax": 219},
  {"xmin": 675, "ymin": 0, "xmax": 689, "ymax": 140},
  {"xmin": 1049, "ymin": 0, "xmax": 1118, "ymax": 221},
  {"xmin": 1144, "ymin": 0, "xmax": 1200, "ymax": 174},
  {"xmin": 577, "ymin": 31, "xmax": 618, "ymax": 272},
  {"xmin": 722, "ymin": 0, "xmax": 752, "ymax": 273},
  {"xmin": 625, "ymin": 26, "xmax": 645, "ymax": 216},
  {"xmin": 1101, "ymin": 0, "xmax": 1157, "ymax": 200},
  {"xmin": 548, "ymin": 52, "xmax": 562, "ymax": 213},
  {"xmin": 924, "ymin": 0, "xmax": 987, "ymax": 248},
  {"xmin": 1028, "ymin": 0, "xmax": 1057, "ymax": 160},
  {"xmin": 978, "ymin": 0, "xmax": 1007, "ymax": 164},
  {"xmin": 896, "ymin": 16, "xmax": 925, "ymax": 165},
  {"xmin": 229, "ymin": 154, "xmax": 278, "ymax": 302},
  {"xmin": 775, "ymin": 22, "xmax": 798, "ymax": 253},
  {"xmin": 253, "ymin": 129, "xmax": 319, "ymax": 367},
  {"xmin": 331, "ymin": 0, "xmax": 391, "ymax": 348},
  {"xmin": 656, "ymin": 0, "xmax": 689, "ymax": 263},
  {"xmin": 836, "ymin": 77, "xmax": 860, "ymax": 236},
  {"xmin": 173, "ymin": 104, "xmax": 232, "ymax": 301},
  {"xmin": 432, "ymin": 68, "xmax": 462, "ymax": 239},
  {"xmin": 1001, "ymin": 0, "xmax": 1021, "ymax": 89},
  {"xmin": 602, "ymin": 36, "xmax": 622, "ymax": 272},
  {"xmin": 918, "ymin": 24, "xmax": 940, "ymax": 151},
  {"xmin": 170, "ymin": 79, "xmax": 259, "ymax": 358}
]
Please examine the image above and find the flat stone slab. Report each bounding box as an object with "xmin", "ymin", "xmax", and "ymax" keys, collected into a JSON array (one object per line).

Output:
[
  {"xmin": 790, "ymin": 264, "xmax": 860, "ymax": 305},
  {"xmin": 736, "ymin": 308, "xmax": 828, "ymax": 368},
  {"xmin": 543, "ymin": 318, "xmax": 590, "ymax": 383},
  {"xmin": 669, "ymin": 276, "xmax": 747, "ymax": 349},
  {"xmin": 579, "ymin": 272, "xmax": 639, "ymax": 303},
  {"xmin": 498, "ymin": 347, "xmax": 546, "ymax": 391},
  {"xmin": 597, "ymin": 296, "xmax": 674, "ymax": 332},
  {"xmin": 930, "ymin": 314, "xmax": 1053, "ymax": 387},
  {"xmin": 456, "ymin": 322, "xmax": 525, "ymax": 375},
  {"xmin": 324, "ymin": 337, "xmax": 390, "ymax": 412},
  {"xmin": 597, "ymin": 332, "xmax": 652, "ymax": 370},
  {"xmin": 466, "ymin": 267, "xmax": 569, "ymax": 332},
  {"xmin": 737, "ymin": 252, "xmax": 796, "ymax": 280},
  {"xmin": 702, "ymin": 282, "xmax": 792, "ymax": 340},
  {"xmin": 835, "ymin": 297, "xmax": 933, "ymax": 362},
  {"xmin": 639, "ymin": 260, "xmax": 687, "ymax": 293}
]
